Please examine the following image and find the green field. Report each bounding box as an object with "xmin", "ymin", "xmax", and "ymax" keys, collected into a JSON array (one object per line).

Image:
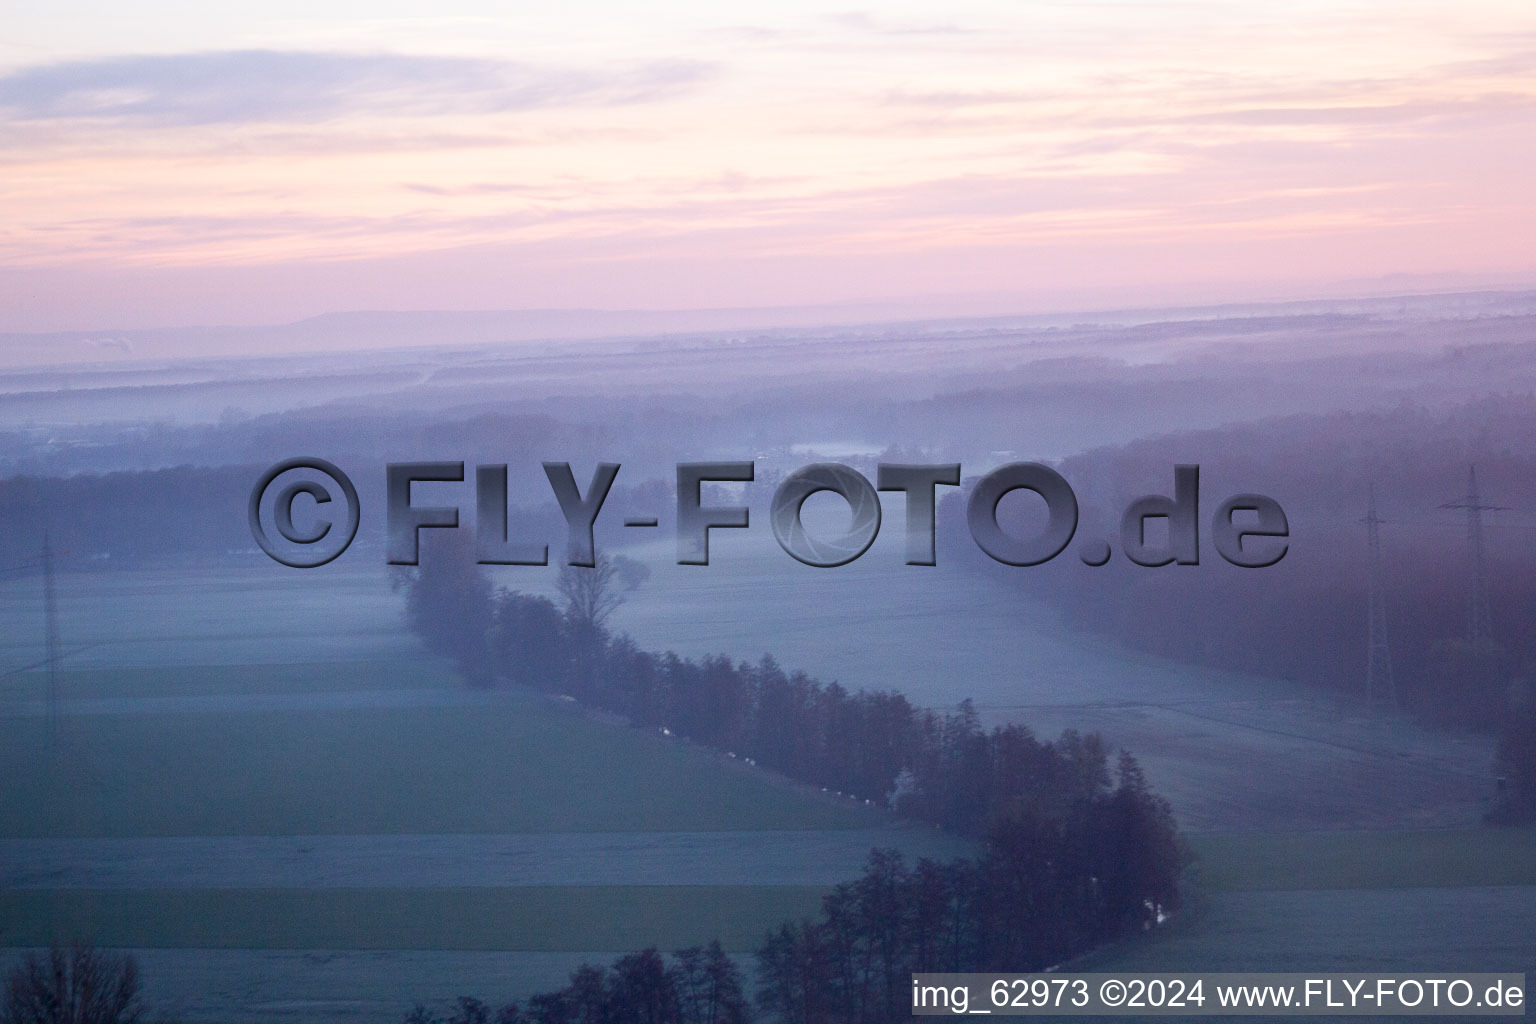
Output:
[
  {"xmin": 1086, "ymin": 829, "xmax": 1536, "ymax": 974},
  {"xmin": 6, "ymin": 640, "xmax": 1529, "ymax": 998},
  {"xmin": 1188, "ymin": 828, "xmax": 1536, "ymax": 891},
  {"xmin": 0, "ymin": 886, "xmax": 827, "ymax": 952},
  {"xmin": 26, "ymin": 660, "xmax": 459, "ymax": 700},
  {"xmin": 1, "ymin": 657, "xmax": 883, "ymax": 961},
  {"xmin": 1, "ymin": 687, "xmax": 871, "ymax": 838}
]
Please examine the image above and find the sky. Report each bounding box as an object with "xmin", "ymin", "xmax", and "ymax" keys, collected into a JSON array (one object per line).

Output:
[{"xmin": 2, "ymin": 0, "xmax": 1535, "ymax": 333}]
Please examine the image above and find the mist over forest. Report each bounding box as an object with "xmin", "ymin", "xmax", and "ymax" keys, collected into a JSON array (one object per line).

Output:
[
  {"xmin": 8, "ymin": 292, "xmax": 1536, "ymax": 739},
  {"xmin": 5, "ymin": 290, "xmax": 1536, "ymax": 1020}
]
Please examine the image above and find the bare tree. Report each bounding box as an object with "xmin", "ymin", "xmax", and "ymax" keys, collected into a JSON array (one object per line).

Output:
[
  {"xmin": 3, "ymin": 945, "xmax": 143, "ymax": 1024},
  {"xmin": 557, "ymin": 554, "xmax": 626, "ymax": 637}
]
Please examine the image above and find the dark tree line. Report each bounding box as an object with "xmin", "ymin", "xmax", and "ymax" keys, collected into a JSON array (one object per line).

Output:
[
  {"xmin": 0, "ymin": 455, "xmax": 663, "ymax": 572},
  {"xmin": 400, "ymin": 530, "xmax": 1184, "ymax": 1021},
  {"xmin": 403, "ymin": 762, "xmax": 1179, "ymax": 1024},
  {"xmin": 0, "ymin": 466, "xmax": 258, "ymax": 568},
  {"xmin": 404, "ymin": 531, "xmax": 1183, "ymax": 855},
  {"xmin": 929, "ymin": 398, "xmax": 1536, "ymax": 742},
  {"xmin": 400, "ymin": 943, "xmax": 749, "ymax": 1024},
  {"xmin": 758, "ymin": 755, "xmax": 1179, "ymax": 1023}
]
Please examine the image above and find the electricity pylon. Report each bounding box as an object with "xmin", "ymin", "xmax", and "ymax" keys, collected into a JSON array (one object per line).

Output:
[
  {"xmin": 1439, "ymin": 466, "xmax": 1504, "ymax": 647},
  {"xmin": 1361, "ymin": 484, "xmax": 1396, "ymax": 710}
]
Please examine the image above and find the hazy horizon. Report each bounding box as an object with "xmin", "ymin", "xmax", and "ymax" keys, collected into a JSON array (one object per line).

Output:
[
  {"xmin": 6, "ymin": 281, "xmax": 1536, "ymax": 370},
  {"xmin": 5, "ymin": 1, "xmax": 1536, "ymax": 335}
]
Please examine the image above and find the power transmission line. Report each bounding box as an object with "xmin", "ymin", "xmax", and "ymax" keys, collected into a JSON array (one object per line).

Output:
[
  {"xmin": 1438, "ymin": 466, "xmax": 1506, "ymax": 646},
  {"xmin": 1361, "ymin": 483, "xmax": 1396, "ymax": 710}
]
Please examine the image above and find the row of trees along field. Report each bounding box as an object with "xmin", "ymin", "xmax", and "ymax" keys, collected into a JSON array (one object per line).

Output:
[
  {"xmin": 391, "ymin": 793, "xmax": 1175, "ymax": 1024},
  {"xmin": 397, "ymin": 944, "xmax": 749, "ymax": 1024},
  {"xmin": 399, "ymin": 530, "xmax": 1183, "ymax": 1022}
]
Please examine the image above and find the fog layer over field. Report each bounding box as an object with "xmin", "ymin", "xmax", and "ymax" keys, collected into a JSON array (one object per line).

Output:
[{"xmin": 3, "ymin": 292, "xmax": 1534, "ymax": 1019}]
